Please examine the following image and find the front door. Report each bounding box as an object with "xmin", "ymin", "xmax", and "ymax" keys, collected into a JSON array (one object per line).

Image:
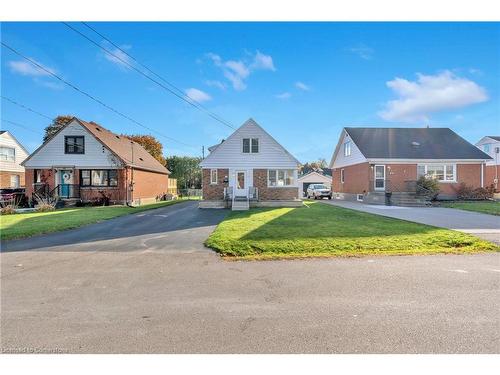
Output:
[
  {"xmin": 374, "ymin": 165, "xmax": 386, "ymax": 191},
  {"xmin": 59, "ymin": 169, "xmax": 74, "ymax": 198},
  {"xmin": 235, "ymin": 170, "xmax": 246, "ymax": 197}
]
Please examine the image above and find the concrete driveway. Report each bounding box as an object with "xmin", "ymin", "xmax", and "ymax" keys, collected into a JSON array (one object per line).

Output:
[
  {"xmin": 321, "ymin": 200, "xmax": 500, "ymax": 245},
  {"xmin": 1, "ymin": 200, "xmax": 499, "ymax": 353}
]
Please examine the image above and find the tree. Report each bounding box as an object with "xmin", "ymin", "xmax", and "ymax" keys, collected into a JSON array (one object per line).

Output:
[
  {"xmin": 123, "ymin": 134, "xmax": 166, "ymax": 164},
  {"xmin": 43, "ymin": 115, "xmax": 74, "ymax": 142},
  {"xmin": 299, "ymin": 159, "xmax": 329, "ymax": 174},
  {"xmin": 165, "ymin": 156, "xmax": 202, "ymax": 189}
]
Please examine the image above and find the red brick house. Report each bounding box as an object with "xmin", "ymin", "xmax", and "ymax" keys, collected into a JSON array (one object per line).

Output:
[
  {"xmin": 329, "ymin": 127, "xmax": 492, "ymax": 204},
  {"xmin": 475, "ymin": 136, "xmax": 500, "ymax": 192},
  {"xmin": 199, "ymin": 118, "xmax": 301, "ymax": 210},
  {"xmin": 22, "ymin": 117, "xmax": 170, "ymax": 205}
]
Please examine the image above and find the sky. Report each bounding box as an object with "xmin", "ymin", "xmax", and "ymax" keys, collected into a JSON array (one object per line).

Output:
[{"xmin": 1, "ymin": 22, "xmax": 499, "ymax": 162}]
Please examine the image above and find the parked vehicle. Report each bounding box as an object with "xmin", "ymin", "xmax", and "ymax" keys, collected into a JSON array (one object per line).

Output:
[{"xmin": 306, "ymin": 184, "xmax": 332, "ymax": 199}]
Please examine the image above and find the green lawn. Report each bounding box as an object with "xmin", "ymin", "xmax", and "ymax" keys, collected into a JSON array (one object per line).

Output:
[
  {"xmin": 0, "ymin": 199, "xmax": 192, "ymax": 241},
  {"xmin": 206, "ymin": 202, "xmax": 498, "ymax": 259},
  {"xmin": 441, "ymin": 201, "xmax": 500, "ymax": 216}
]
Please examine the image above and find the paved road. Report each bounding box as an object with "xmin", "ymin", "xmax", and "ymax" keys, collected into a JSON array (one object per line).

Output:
[
  {"xmin": 321, "ymin": 200, "xmax": 500, "ymax": 245},
  {"xmin": 1, "ymin": 201, "xmax": 499, "ymax": 353}
]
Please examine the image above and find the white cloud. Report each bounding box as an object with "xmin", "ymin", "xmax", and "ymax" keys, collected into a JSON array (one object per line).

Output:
[
  {"xmin": 379, "ymin": 70, "xmax": 488, "ymax": 122},
  {"xmin": 348, "ymin": 44, "xmax": 374, "ymax": 60},
  {"xmin": 295, "ymin": 81, "xmax": 310, "ymax": 91},
  {"xmin": 251, "ymin": 51, "xmax": 276, "ymax": 71},
  {"xmin": 205, "ymin": 50, "xmax": 275, "ymax": 91},
  {"xmin": 185, "ymin": 88, "xmax": 212, "ymax": 103},
  {"xmin": 8, "ymin": 59, "xmax": 56, "ymax": 76},
  {"xmin": 275, "ymin": 92, "xmax": 291, "ymax": 100},
  {"xmin": 205, "ymin": 80, "xmax": 226, "ymax": 90},
  {"xmin": 102, "ymin": 43, "xmax": 133, "ymax": 70}
]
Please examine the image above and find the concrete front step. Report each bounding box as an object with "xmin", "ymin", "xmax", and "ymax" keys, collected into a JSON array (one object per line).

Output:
[{"xmin": 232, "ymin": 200, "xmax": 249, "ymax": 211}]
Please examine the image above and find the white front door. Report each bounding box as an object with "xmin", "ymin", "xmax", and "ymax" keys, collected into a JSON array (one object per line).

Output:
[
  {"xmin": 374, "ymin": 165, "xmax": 386, "ymax": 191},
  {"xmin": 235, "ymin": 170, "xmax": 247, "ymax": 196}
]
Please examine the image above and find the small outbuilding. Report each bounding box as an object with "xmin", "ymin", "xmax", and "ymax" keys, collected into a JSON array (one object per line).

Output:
[{"xmin": 298, "ymin": 171, "xmax": 332, "ymax": 197}]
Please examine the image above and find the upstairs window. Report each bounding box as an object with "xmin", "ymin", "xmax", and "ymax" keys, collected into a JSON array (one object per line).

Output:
[
  {"xmin": 0, "ymin": 146, "xmax": 15, "ymax": 162},
  {"xmin": 243, "ymin": 138, "xmax": 259, "ymax": 153},
  {"xmin": 65, "ymin": 136, "xmax": 85, "ymax": 154},
  {"xmin": 343, "ymin": 140, "xmax": 351, "ymax": 157},
  {"xmin": 483, "ymin": 144, "xmax": 491, "ymax": 153}
]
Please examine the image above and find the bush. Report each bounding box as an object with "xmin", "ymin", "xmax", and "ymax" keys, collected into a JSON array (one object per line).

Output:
[
  {"xmin": 0, "ymin": 206, "xmax": 17, "ymax": 215},
  {"xmin": 36, "ymin": 204, "xmax": 56, "ymax": 212},
  {"xmin": 454, "ymin": 183, "xmax": 495, "ymax": 200},
  {"xmin": 416, "ymin": 176, "xmax": 440, "ymax": 199}
]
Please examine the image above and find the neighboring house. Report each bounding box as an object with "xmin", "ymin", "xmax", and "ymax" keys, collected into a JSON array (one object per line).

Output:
[
  {"xmin": 475, "ymin": 136, "xmax": 500, "ymax": 192},
  {"xmin": 298, "ymin": 170, "xmax": 332, "ymax": 197},
  {"xmin": 0, "ymin": 130, "xmax": 29, "ymax": 189},
  {"xmin": 199, "ymin": 118, "xmax": 301, "ymax": 210},
  {"xmin": 329, "ymin": 127, "xmax": 492, "ymax": 204},
  {"xmin": 23, "ymin": 117, "xmax": 170, "ymax": 205}
]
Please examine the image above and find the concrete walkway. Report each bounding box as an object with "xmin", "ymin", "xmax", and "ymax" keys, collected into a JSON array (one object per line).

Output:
[{"xmin": 321, "ymin": 200, "xmax": 500, "ymax": 245}]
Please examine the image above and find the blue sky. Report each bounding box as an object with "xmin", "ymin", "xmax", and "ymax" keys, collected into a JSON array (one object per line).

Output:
[{"xmin": 1, "ymin": 22, "xmax": 499, "ymax": 162}]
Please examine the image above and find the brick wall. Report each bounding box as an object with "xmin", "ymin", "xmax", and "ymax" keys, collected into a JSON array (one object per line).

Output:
[
  {"xmin": 384, "ymin": 164, "xmax": 417, "ymax": 191},
  {"xmin": 25, "ymin": 168, "xmax": 56, "ymax": 196},
  {"xmin": 129, "ymin": 168, "xmax": 169, "ymax": 201},
  {"xmin": 332, "ymin": 162, "xmax": 370, "ymax": 194},
  {"xmin": 253, "ymin": 169, "xmax": 298, "ymax": 200},
  {"xmin": 0, "ymin": 171, "xmax": 25, "ymax": 188},
  {"xmin": 484, "ymin": 165, "xmax": 499, "ymax": 192},
  {"xmin": 439, "ymin": 164, "xmax": 483, "ymax": 195},
  {"xmin": 202, "ymin": 168, "xmax": 228, "ymax": 200}
]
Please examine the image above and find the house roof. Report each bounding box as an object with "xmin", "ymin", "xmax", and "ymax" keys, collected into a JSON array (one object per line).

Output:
[
  {"xmin": 298, "ymin": 170, "xmax": 332, "ymax": 182},
  {"xmin": 77, "ymin": 119, "xmax": 169, "ymax": 174},
  {"xmin": 344, "ymin": 127, "xmax": 492, "ymax": 160},
  {"xmin": 22, "ymin": 117, "xmax": 170, "ymax": 174},
  {"xmin": 0, "ymin": 131, "xmax": 6, "ymax": 135},
  {"xmin": 486, "ymin": 136, "xmax": 500, "ymax": 141}
]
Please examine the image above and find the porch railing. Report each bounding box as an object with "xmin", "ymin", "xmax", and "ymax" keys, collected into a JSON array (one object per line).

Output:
[{"xmin": 51, "ymin": 184, "xmax": 81, "ymax": 199}]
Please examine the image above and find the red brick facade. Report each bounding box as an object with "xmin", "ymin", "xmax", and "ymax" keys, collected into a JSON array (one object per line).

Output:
[
  {"xmin": 202, "ymin": 168, "xmax": 229, "ymax": 200},
  {"xmin": 0, "ymin": 171, "xmax": 25, "ymax": 188},
  {"xmin": 25, "ymin": 167, "xmax": 168, "ymax": 204},
  {"xmin": 332, "ymin": 162, "xmax": 485, "ymax": 197},
  {"xmin": 201, "ymin": 168, "xmax": 299, "ymax": 201},
  {"xmin": 253, "ymin": 169, "xmax": 299, "ymax": 200},
  {"xmin": 484, "ymin": 165, "xmax": 499, "ymax": 192}
]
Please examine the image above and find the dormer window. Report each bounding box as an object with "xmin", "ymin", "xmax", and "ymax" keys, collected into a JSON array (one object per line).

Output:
[
  {"xmin": 343, "ymin": 140, "xmax": 351, "ymax": 156},
  {"xmin": 65, "ymin": 136, "xmax": 85, "ymax": 154},
  {"xmin": 243, "ymin": 138, "xmax": 259, "ymax": 153}
]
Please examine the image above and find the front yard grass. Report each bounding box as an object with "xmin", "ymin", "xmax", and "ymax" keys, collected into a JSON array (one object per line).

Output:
[
  {"xmin": 441, "ymin": 201, "xmax": 500, "ymax": 216},
  {"xmin": 0, "ymin": 199, "xmax": 192, "ymax": 241},
  {"xmin": 205, "ymin": 201, "xmax": 498, "ymax": 259}
]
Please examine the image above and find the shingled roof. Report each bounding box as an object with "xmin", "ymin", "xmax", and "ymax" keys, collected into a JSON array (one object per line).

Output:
[
  {"xmin": 77, "ymin": 119, "xmax": 169, "ymax": 174},
  {"xmin": 345, "ymin": 127, "xmax": 492, "ymax": 160}
]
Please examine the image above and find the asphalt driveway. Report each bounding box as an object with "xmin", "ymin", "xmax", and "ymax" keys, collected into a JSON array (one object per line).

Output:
[
  {"xmin": 1, "ymin": 200, "xmax": 499, "ymax": 353},
  {"xmin": 321, "ymin": 200, "xmax": 500, "ymax": 245}
]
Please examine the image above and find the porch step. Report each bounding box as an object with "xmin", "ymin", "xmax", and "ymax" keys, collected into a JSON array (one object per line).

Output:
[{"xmin": 232, "ymin": 199, "xmax": 249, "ymax": 211}]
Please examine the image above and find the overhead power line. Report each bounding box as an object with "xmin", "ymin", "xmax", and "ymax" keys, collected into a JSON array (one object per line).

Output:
[
  {"xmin": 1, "ymin": 41, "xmax": 196, "ymax": 150},
  {"xmin": 64, "ymin": 22, "xmax": 235, "ymax": 130},
  {"xmin": 2, "ymin": 119, "xmax": 44, "ymax": 135},
  {"xmin": 1, "ymin": 95, "xmax": 53, "ymax": 120}
]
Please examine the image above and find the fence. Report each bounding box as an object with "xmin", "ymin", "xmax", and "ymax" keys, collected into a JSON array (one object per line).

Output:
[{"xmin": 178, "ymin": 188, "xmax": 202, "ymax": 198}]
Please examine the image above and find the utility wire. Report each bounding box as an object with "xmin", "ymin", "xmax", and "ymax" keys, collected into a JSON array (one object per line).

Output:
[
  {"xmin": 1, "ymin": 95, "xmax": 53, "ymax": 120},
  {"xmin": 1, "ymin": 41, "xmax": 196, "ymax": 150},
  {"xmin": 1, "ymin": 119, "xmax": 44, "ymax": 135},
  {"xmin": 65, "ymin": 22, "xmax": 235, "ymax": 130}
]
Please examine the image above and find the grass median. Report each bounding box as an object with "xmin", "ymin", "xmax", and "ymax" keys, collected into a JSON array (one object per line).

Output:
[
  {"xmin": 1, "ymin": 199, "xmax": 193, "ymax": 241},
  {"xmin": 205, "ymin": 201, "xmax": 498, "ymax": 260}
]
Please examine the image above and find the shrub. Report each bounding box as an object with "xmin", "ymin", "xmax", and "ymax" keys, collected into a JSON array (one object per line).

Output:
[
  {"xmin": 454, "ymin": 183, "xmax": 495, "ymax": 200},
  {"xmin": 416, "ymin": 176, "xmax": 440, "ymax": 199},
  {"xmin": 35, "ymin": 203, "xmax": 56, "ymax": 212},
  {"xmin": 0, "ymin": 206, "xmax": 17, "ymax": 215},
  {"xmin": 33, "ymin": 193, "xmax": 57, "ymax": 211}
]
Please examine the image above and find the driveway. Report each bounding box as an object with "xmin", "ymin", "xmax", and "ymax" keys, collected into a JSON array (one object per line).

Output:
[
  {"xmin": 1, "ymin": 200, "xmax": 499, "ymax": 353},
  {"xmin": 321, "ymin": 200, "xmax": 500, "ymax": 245}
]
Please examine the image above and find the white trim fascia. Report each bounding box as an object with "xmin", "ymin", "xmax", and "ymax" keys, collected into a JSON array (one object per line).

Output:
[
  {"xmin": 366, "ymin": 158, "xmax": 491, "ymax": 164},
  {"xmin": 297, "ymin": 171, "xmax": 332, "ymax": 182}
]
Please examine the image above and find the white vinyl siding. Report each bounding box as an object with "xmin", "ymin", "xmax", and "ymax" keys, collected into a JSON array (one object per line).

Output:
[
  {"xmin": 417, "ymin": 164, "xmax": 456, "ymax": 182},
  {"xmin": 475, "ymin": 136, "xmax": 500, "ymax": 166},
  {"xmin": 0, "ymin": 132, "xmax": 29, "ymax": 173},
  {"xmin": 200, "ymin": 119, "xmax": 298, "ymax": 169},
  {"xmin": 24, "ymin": 120, "xmax": 121, "ymax": 169},
  {"xmin": 332, "ymin": 132, "xmax": 367, "ymax": 168}
]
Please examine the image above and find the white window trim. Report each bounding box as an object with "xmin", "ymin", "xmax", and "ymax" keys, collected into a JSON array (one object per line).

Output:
[
  {"xmin": 343, "ymin": 141, "xmax": 351, "ymax": 157},
  {"xmin": 417, "ymin": 163, "xmax": 457, "ymax": 183},
  {"xmin": 267, "ymin": 169, "xmax": 296, "ymax": 188},
  {"xmin": 210, "ymin": 169, "xmax": 218, "ymax": 185},
  {"xmin": 242, "ymin": 138, "xmax": 259, "ymax": 154},
  {"xmin": 0, "ymin": 146, "xmax": 16, "ymax": 162},
  {"xmin": 340, "ymin": 169, "xmax": 345, "ymax": 184}
]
